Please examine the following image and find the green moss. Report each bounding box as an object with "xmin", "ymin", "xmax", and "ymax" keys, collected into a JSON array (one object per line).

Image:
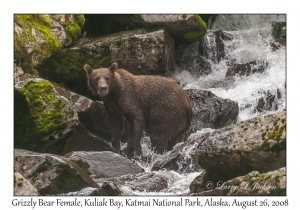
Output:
[
  {"xmin": 72, "ymin": 160, "xmax": 92, "ymax": 175},
  {"xmin": 184, "ymin": 15, "xmax": 207, "ymax": 41},
  {"xmin": 182, "ymin": 14, "xmax": 187, "ymax": 19},
  {"xmin": 17, "ymin": 181, "xmax": 23, "ymax": 187},
  {"xmin": 37, "ymin": 49, "xmax": 110, "ymax": 99},
  {"xmin": 15, "ymin": 80, "xmax": 74, "ymax": 151},
  {"xmin": 260, "ymin": 119, "xmax": 286, "ymax": 151}
]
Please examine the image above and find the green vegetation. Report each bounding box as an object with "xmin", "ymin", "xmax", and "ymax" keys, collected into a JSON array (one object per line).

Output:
[
  {"xmin": 260, "ymin": 119, "xmax": 286, "ymax": 151},
  {"xmin": 72, "ymin": 159, "xmax": 92, "ymax": 175},
  {"xmin": 184, "ymin": 15, "xmax": 207, "ymax": 41},
  {"xmin": 37, "ymin": 49, "xmax": 110, "ymax": 99},
  {"xmin": 14, "ymin": 80, "xmax": 76, "ymax": 151},
  {"xmin": 14, "ymin": 14, "xmax": 84, "ymax": 73}
]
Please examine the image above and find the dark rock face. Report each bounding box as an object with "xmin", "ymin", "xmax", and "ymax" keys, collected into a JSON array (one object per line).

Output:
[
  {"xmin": 226, "ymin": 60, "xmax": 268, "ymax": 77},
  {"xmin": 201, "ymin": 30, "xmax": 232, "ymax": 63},
  {"xmin": 95, "ymin": 172, "xmax": 169, "ymax": 193},
  {"xmin": 14, "ymin": 149, "xmax": 100, "ymax": 195},
  {"xmin": 175, "ymin": 41, "xmax": 211, "ymax": 76},
  {"xmin": 65, "ymin": 151, "xmax": 144, "ymax": 178},
  {"xmin": 62, "ymin": 124, "xmax": 112, "ymax": 155},
  {"xmin": 185, "ymin": 89, "xmax": 239, "ymax": 133},
  {"xmin": 82, "ymin": 15, "xmax": 144, "ymax": 37},
  {"xmin": 194, "ymin": 111, "xmax": 286, "ymax": 184},
  {"xmin": 192, "ymin": 167, "xmax": 286, "ymax": 196},
  {"xmin": 271, "ymin": 22, "xmax": 286, "ymax": 50}
]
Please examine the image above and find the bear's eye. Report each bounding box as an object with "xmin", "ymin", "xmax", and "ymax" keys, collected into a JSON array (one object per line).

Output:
[
  {"xmin": 94, "ymin": 77, "xmax": 99, "ymax": 81},
  {"xmin": 105, "ymin": 76, "xmax": 109, "ymax": 81}
]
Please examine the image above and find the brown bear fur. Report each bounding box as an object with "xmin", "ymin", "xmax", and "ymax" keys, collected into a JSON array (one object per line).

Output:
[{"xmin": 84, "ymin": 62, "xmax": 192, "ymax": 157}]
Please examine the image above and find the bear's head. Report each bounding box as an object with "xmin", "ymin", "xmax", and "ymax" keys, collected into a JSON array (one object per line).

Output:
[{"xmin": 84, "ymin": 62, "xmax": 118, "ymax": 97}]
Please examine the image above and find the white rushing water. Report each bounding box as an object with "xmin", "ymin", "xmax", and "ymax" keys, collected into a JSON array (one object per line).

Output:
[{"xmin": 174, "ymin": 14, "xmax": 286, "ymax": 122}]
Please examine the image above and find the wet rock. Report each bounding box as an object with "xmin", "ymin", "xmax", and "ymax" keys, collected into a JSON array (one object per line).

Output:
[
  {"xmin": 62, "ymin": 124, "xmax": 112, "ymax": 155},
  {"xmin": 193, "ymin": 167, "xmax": 286, "ymax": 196},
  {"xmin": 14, "ymin": 14, "xmax": 84, "ymax": 72},
  {"xmin": 226, "ymin": 60, "xmax": 268, "ymax": 77},
  {"xmin": 14, "ymin": 78, "xmax": 78, "ymax": 154},
  {"xmin": 14, "ymin": 149, "xmax": 100, "ymax": 195},
  {"xmin": 141, "ymin": 14, "xmax": 207, "ymax": 43},
  {"xmin": 189, "ymin": 170, "xmax": 207, "ymax": 194},
  {"xmin": 65, "ymin": 151, "xmax": 144, "ymax": 178},
  {"xmin": 271, "ymin": 22, "xmax": 286, "ymax": 50},
  {"xmin": 151, "ymin": 132, "xmax": 210, "ymax": 173},
  {"xmin": 14, "ymin": 172, "xmax": 39, "ymax": 196},
  {"xmin": 185, "ymin": 89, "xmax": 239, "ymax": 133},
  {"xmin": 175, "ymin": 41, "xmax": 211, "ymax": 76},
  {"xmin": 37, "ymin": 29, "xmax": 175, "ymax": 99},
  {"xmin": 255, "ymin": 90, "xmax": 279, "ymax": 112},
  {"xmin": 200, "ymin": 30, "xmax": 232, "ymax": 63},
  {"xmin": 194, "ymin": 111, "xmax": 286, "ymax": 184},
  {"xmin": 95, "ymin": 172, "xmax": 169, "ymax": 193}
]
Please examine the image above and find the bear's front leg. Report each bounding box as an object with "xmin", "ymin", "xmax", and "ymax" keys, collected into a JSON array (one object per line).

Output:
[
  {"xmin": 126, "ymin": 116, "xmax": 143, "ymax": 158},
  {"xmin": 103, "ymin": 98, "xmax": 124, "ymax": 153}
]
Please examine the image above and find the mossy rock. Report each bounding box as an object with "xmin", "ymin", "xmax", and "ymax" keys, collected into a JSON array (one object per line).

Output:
[
  {"xmin": 140, "ymin": 14, "xmax": 207, "ymax": 44},
  {"xmin": 14, "ymin": 14, "xmax": 85, "ymax": 73},
  {"xmin": 14, "ymin": 79, "xmax": 78, "ymax": 153},
  {"xmin": 36, "ymin": 49, "xmax": 109, "ymax": 100}
]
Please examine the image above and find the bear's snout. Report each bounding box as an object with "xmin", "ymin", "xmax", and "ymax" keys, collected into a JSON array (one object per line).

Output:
[{"xmin": 98, "ymin": 85, "xmax": 108, "ymax": 97}]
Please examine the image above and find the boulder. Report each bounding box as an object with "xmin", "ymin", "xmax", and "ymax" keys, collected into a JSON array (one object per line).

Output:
[
  {"xmin": 141, "ymin": 14, "xmax": 207, "ymax": 43},
  {"xmin": 14, "ymin": 78, "xmax": 78, "ymax": 154},
  {"xmin": 225, "ymin": 60, "xmax": 268, "ymax": 77},
  {"xmin": 14, "ymin": 172, "xmax": 39, "ymax": 196},
  {"xmin": 255, "ymin": 89, "xmax": 280, "ymax": 113},
  {"xmin": 194, "ymin": 111, "xmax": 286, "ymax": 183},
  {"xmin": 175, "ymin": 41, "xmax": 211, "ymax": 76},
  {"xmin": 14, "ymin": 14, "xmax": 84, "ymax": 73},
  {"xmin": 185, "ymin": 89, "xmax": 239, "ymax": 133},
  {"xmin": 54, "ymin": 86, "xmax": 111, "ymax": 140},
  {"xmin": 95, "ymin": 172, "xmax": 169, "ymax": 193},
  {"xmin": 37, "ymin": 29, "xmax": 175, "ymax": 99},
  {"xmin": 14, "ymin": 149, "xmax": 100, "ymax": 195},
  {"xmin": 193, "ymin": 167, "xmax": 286, "ymax": 196},
  {"xmin": 65, "ymin": 151, "xmax": 144, "ymax": 178},
  {"xmin": 61, "ymin": 124, "xmax": 112, "ymax": 155}
]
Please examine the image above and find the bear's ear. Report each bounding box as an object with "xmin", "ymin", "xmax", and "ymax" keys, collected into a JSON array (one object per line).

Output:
[
  {"xmin": 84, "ymin": 64, "xmax": 93, "ymax": 74},
  {"xmin": 109, "ymin": 62, "xmax": 118, "ymax": 71}
]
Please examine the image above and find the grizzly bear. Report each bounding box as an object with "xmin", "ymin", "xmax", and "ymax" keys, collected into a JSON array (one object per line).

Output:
[{"xmin": 84, "ymin": 62, "xmax": 192, "ymax": 157}]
